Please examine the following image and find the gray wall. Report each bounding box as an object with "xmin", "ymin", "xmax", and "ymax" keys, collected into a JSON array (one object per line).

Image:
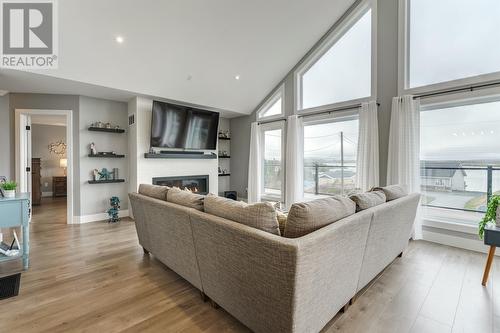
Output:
[
  {"xmin": 31, "ymin": 124, "xmax": 67, "ymax": 194},
  {"xmin": 230, "ymin": 0, "xmax": 399, "ymax": 198},
  {"xmin": 0, "ymin": 94, "xmax": 11, "ymax": 179},
  {"xmin": 79, "ymin": 96, "xmax": 129, "ymax": 215}
]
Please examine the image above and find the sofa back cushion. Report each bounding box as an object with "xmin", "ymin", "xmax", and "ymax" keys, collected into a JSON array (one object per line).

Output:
[
  {"xmin": 372, "ymin": 185, "xmax": 407, "ymax": 201},
  {"xmin": 350, "ymin": 191, "xmax": 386, "ymax": 211},
  {"xmin": 167, "ymin": 187, "xmax": 205, "ymax": 211},
  {"xmin": 204, "ymin": 194, "xmax": 280, "ymax": 235},
  {"xmin": 284, "ymin": 196, "xmax": 356, "ymax": 238},
  {"xmin": 138, "ymin": 184, "xmax": 169, "ymax": 201}
]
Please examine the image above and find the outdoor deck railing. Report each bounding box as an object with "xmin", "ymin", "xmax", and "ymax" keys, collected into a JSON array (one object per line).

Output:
[{"xmin": 421, "ymin": 166, "xmax": 500, "ymax": 213}]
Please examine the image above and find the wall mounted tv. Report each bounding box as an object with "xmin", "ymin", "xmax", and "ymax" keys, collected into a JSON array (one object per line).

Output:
[{"xmin": 150, "ymin": 101, "xmax": 220, "ymax": 150}]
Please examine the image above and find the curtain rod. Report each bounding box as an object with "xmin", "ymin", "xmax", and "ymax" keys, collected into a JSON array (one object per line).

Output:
[
  {"xmin": 257, "ymin": 119, "xmax": 286, "ymax": 125},
  {"xmin": 413, "ymin": 80, "xmax": 500, "ymax": 100},
  {"xmin": 298, "ymin": 102, "xmax": 380, "ymax": 119}
]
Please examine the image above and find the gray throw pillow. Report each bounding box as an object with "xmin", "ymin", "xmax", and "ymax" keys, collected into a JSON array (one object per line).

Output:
[
  {"xmin": 138, "ymin": 184, "xmax": 169, "ymax": 201},
  {"xmin": 350, "ymin": 191, "xmax": 386, "ymax": 211},
  {"xmin": 167, "ymin": 187, "xmax": 205, "ymax": 211},
  {"xmin": 284, "ymin": 196, "xmax": 356, "ymax": 238},
  {"xmin": 204, "ymin": 194, "xmax": 280, "ymax": 235},
  {"xmin": 372, "ymin": 184, "xmax": 408, "ymax": 201}
]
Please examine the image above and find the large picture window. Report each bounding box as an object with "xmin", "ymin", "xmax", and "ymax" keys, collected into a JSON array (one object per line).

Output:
[
  {"xmin": 296, "ymin": 4, "xmax": 373, "ymax": 112},
  {"xmin": 420, "ymin": 99, "xmax": 500, "ymax": 225},
  {"xmin": 260, "ymin": 123, "xmax": 285, "ymax": 201},
  {"xmin": 303, "ymin": 117, "xmax": 358, "ymax": 198},
  {"xmin": 404, "ymin": 0, "xmax": 500, "ymax": 90}
]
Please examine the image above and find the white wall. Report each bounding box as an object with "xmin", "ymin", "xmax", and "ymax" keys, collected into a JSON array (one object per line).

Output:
[
  {"xmin": 31, "ymin": 124, "xmax": 67, "ymax": 195},
  {"xmin": 0, "ymin": 94, "xmax": 11, "ymax": 179},
  {"xmin": 128, "ymin": 97, "xmax": 219, "ymax": 196},
  {"xmin": 78, "ymin": 96, "xmax": 129, "ymax": 218}
]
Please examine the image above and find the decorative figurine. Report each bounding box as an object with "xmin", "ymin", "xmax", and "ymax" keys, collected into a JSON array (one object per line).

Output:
[
  {"xmin": 112, "ymin": 168, "xmax": 119, "ymax": 180},
  {"xmin": 107, "ymin": 196, "xmax": 121, "ymax": 223},
  {"xmin": 92, "ymin": 169, "xmax": 99, "ymax": 181},
  {"xmin": 90, "ymin": 142, "xmax": 97, "ymax": 155},
  {"xmin": 225, "ymin": 130, "xmax": 230, "ymax": 139},
  {"xmin": 99, "ymin": 168, "xmax": 110, "ymax": 180},
  {"xmin": 105, "ymin": 122, "xmax": 112, "ymax": 129},
  {"xmin": 96, "ymin": 121, "xmax": 103, "ymax": 128}
]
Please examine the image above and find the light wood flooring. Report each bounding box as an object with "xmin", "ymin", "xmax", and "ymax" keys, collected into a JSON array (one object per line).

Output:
[
  {"xmin": 1, "ymin": 212, "xmax": 499, "ymax": 332},
  {"xmin": 31, "ymin": 196, "xmax": 67, "ymax": 224}
]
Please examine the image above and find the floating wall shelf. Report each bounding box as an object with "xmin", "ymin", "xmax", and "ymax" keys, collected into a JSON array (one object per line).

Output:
[
  {"xmin": 88, "ymin": 127, "xmax": 125, "ymax": 133},
  {"xmin": 218, "ymin": 173, "xmax": 231, "ymax": 177},
  {"xmin": 88, "ymin": 154, "xmax": 125, "ymax": 158},
  {"xmin": 88, "ymin": 179, "xmax": 125, "ymax": 184}
]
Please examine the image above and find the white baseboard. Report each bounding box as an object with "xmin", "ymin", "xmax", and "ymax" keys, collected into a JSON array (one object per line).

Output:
[
  {"xmin": 72, "ymin": 209, "xmax": 129, "ymax": 224},
  {"xmin": 422, "ymin": 227, "xmax": 499, "ymax": 256},
  {"xmin": 42, "ymin": 191, "xmax": 53, "ymax": 197}
]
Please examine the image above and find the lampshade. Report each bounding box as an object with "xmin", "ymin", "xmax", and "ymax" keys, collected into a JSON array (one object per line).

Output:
[{"xmin": 59, "ymin": 158, "xmax": 68, "ymax": 168}]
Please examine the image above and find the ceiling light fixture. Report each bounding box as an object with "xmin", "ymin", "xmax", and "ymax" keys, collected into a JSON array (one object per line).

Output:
[
  {"xmin": 115, "ymin": 36, "xmax": 124, "ymax": 44},
  {"xmin": 234, "ymin": 75, "xmax": 240, "ymax": 80}
]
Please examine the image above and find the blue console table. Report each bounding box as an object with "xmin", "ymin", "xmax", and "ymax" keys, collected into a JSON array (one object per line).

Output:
[{"xmin": 0, "ymin": 193, "xmax": 30, "ymax": 270}]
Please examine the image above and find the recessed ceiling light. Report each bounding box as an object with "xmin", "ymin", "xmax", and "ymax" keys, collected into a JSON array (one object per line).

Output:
[
  {"xmin": 115, "ymin": 36, "xmax": 124, "ymax": 44},
  {"xmin": 234, "ymin": 75, "xmax": 240, "ymax": 80}
]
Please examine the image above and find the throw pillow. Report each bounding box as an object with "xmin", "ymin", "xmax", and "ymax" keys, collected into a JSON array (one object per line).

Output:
[
  {"xmin": 138, "ymin": 184, "xmax": 169, "ymax": 201},
  {"xmin": 372, "ymin": 184, "xmax": 408, "ymax": 201},
  {"xmin": 277, "ymin": 211, "xmax": 288, "ymax": 235},
  {"xmin": 167, "ymin": 187, "xmax": 205, "ymax": 211},
  {"xmin": 204, "ymin": 194, "xmax": 280, "ymax": 235},
  {"xmin": 284, "ymin": 196, "xmax": 356, "ymax": 238},
  {"xmin": 350, "ymin": 191, "xmax": 386, "ymax": 211}
]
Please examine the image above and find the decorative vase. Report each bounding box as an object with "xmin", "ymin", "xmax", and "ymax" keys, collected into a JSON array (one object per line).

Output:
[
  {"xmin": 3, "ymin": 190, "xmax": 15, "ymax": 198},
  {"xmin": 496, "ymin": 206, "xmax": 500, "ymax": 228}
]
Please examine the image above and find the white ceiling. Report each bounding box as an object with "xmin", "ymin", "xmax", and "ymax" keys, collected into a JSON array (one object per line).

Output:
[{"xmin": 1, "ymin": 0, "xmax": 355, "ymax": 116}]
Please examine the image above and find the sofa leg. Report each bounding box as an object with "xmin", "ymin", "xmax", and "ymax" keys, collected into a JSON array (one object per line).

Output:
[
  {"xmin": 340, "ymin": 302, "xmax": 349, "ymax": 313},
  {"xmin": 210, "ymin": 299, "xmax": 220, "ymax": 309},
  {"xmin": 200, "ymin": 291, "xmax": 208, "ymax": 302},
  {"xmin": 143, "ymin": 247, "xmax": 150, "ymax": 255},
  {"xmin": 398, "ymin": 251, "xmax": 403, "ymax": 258}
]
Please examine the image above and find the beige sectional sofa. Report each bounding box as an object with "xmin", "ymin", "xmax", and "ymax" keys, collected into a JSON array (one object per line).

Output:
[{"xmin": 129, "ymin": 186, "xmax": 420, "ymax": 333}]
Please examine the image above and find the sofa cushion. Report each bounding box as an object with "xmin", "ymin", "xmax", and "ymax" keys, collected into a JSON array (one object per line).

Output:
[
  {"xmin": 138, "ymin": 184, "xmax": 169, "ymax": 201},
  {"xmin": 350, "ymin": 191, "xmax": 386, "ymax": 211},
  {"xmin": 167, "ymin": 188, "xmax": 205, "ymax": 211},
  {"xmin": 204, "ymin": 194, "xmax": 280, "ymax": 235},
  {"xmin": 372, "ymin": 185, "xmax": 407, "ymax": 201},
  {"xmin": 284, "ymin": 196, "xmax": 356, "ymax": 238},
  {"xmin": 276, "ymin": 211, "xmax": 288, "ymax": 235}
]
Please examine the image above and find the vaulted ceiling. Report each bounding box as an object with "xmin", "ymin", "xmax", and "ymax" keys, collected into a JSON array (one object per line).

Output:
[{"xmin": 1, "ymin": 0, "xmax": 356, "ymax": 116}]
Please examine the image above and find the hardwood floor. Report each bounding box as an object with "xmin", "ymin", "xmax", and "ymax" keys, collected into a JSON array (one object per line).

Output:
[
  {"xmin": 0, "ymin": 214, "xmax": 498, "ymax": 332},
  {"xmin": 31, "ymin": 196, "xmax": 67, "ymax": 224}
]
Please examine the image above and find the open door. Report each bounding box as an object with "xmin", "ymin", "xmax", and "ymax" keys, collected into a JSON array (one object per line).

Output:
[{"xmin": 18, "ymin": 114, "xmax": 32, "ymax": 196}]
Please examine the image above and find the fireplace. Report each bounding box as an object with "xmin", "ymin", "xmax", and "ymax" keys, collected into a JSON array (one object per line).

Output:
[{"xmin": 152, "ymin": 175, "xmax": 209, "ymax": 194}]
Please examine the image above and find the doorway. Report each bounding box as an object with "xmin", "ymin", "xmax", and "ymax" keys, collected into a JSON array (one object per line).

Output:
[{"xmin": 15, "ymin": 110, "xmax": 73, "ymax": 224}]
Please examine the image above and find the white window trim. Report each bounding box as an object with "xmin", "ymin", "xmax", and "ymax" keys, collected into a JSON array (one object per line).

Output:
[
  {"xmin": 256, "ymin": 84, "xmax": 285, "ymax": 121},
  {"xmin": 398, "ymin": 0, "xmax": 500, "ymax": 96},
  {"xmin": 259, "ymin": 121, "xmax": 286, "ymax": 202},
  {"xmin": 294, "ymin": 0, "xmax": 377, "ymax": 115}
]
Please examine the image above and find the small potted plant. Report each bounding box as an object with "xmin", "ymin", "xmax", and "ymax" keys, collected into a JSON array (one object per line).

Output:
[
  {"xmin": 0, "ymin": 181, "xmax": 17, "ymax": 198},
  {"xmin": 479, "ymin": 195, "xmax": 500, "ymax": 239}
]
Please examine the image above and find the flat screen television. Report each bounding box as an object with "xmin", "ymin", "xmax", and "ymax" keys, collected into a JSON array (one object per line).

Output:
[{"xmin": 150, "ymin": 101, "xmax": 219, "ymax": 150}]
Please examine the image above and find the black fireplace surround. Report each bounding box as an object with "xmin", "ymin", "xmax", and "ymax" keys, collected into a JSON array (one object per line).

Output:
[{"xmin": 153, "ymin": 175, "xmax": 209, "ymax": 194}]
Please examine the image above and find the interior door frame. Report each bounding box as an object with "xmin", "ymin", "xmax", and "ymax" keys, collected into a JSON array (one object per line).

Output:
[{"xmin": 15, "ymin": 109, "xmax": 74, "ymax": 225}]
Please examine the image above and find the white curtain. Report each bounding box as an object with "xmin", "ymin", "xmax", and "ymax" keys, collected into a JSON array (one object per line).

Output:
[
  {"xmin": 247, "ymin": 122, "xmax": 261, "ymax": 203},
  {"xmin": 285, "ymin": 115, "xmax": 304, "ymax": 208},
  {"xmin": 356, "ymin": 101, "xmax": 379, "ymax": 191},
  {"xmin": 387, "ymin": 95, "xmax": 422, "ymax": 238}
]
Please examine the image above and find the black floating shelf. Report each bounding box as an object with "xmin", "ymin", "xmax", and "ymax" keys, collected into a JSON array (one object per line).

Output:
[
  {"xmin": 219, "ymin": 156, "xmax": 231, "ymax": 159},
  {"xmin": 88, "ymin": 179, "xmax": 125, "ymax": 184},
  {"xmin": 88, "ymin": 127, "xmax": 125, "ymax": 133},
  {"xmin": 88, "ymin": 154, "xmax": 125, "ymax": 158},
  {"xmin": 218, "ymin": 173, "xmax": 231, "ymax": 177},
  {"xmin": 218, "ymin": 137, "xmax": 231, "ymax": 140},
  {"xmin": 144, "ymin": 153, "xmax": 217, "ymax": 159}
]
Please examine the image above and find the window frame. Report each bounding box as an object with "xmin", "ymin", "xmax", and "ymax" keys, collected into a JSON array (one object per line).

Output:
[
  {"xmin": 301, "ymin": 110, "xmax": 360, "ymax": 198},
  {"xmin": 294, "ymin": 0, "xmax": 377, "ymax": 115},
  {"xmin": 256, "ymin": 84, "xmax": 285, "ymax": 121},
  {"xmin": 419, "ymin": 93, "xmax": 500, "ymax": 232},
  {"xmin": 398, "ymin": 0, "xmax": 500, "ymax": 96},
  {"xmin": 259, "ymin": 121, "xmax": 286, "ymax": 202}
]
